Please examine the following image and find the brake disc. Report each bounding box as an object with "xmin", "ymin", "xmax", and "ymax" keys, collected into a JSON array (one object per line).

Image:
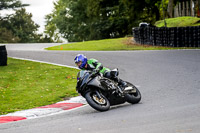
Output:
[{"xmin": 93, "ymin": 95, "xmax": 106, "ymax": 104}]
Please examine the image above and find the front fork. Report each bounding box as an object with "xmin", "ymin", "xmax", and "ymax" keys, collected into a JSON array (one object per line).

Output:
[{"xmin": 95, "ymin": 90, "xmax": 102, "ymax": 99}]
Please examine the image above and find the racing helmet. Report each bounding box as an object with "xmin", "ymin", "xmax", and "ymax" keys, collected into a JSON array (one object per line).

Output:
[{"xmin": 74, "ymin": 54, "xmax": 87, "ymax": 69}]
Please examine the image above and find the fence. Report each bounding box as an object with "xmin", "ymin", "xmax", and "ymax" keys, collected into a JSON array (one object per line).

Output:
[
  {"xmin": 174, "ymin": 0, "xmax": 196, "ymax": 17},
  {"xmin": 132, "ymin": 26, "xmax": 200, "ymax": 47}
]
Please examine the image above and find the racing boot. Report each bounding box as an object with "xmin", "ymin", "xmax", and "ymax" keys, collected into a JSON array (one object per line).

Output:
[{"xmin": 117, "ymin": 78, "xmax": 127, "ymax": 92}]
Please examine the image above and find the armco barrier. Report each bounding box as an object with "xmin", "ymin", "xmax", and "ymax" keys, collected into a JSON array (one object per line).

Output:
[{"xmin": 132, "ymin": 26, "xmax": 200, "ymax": 47}]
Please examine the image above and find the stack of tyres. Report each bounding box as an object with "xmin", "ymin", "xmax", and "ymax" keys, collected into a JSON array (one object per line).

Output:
[
  {"xmin": 193, "ymin": 26, "xmax": 198, "ymax": 47},
  {"xmin": 161, "ymin": 28, "xmax": 165, "ymax": 46},
  {"xmin": 196, "ymin": 26, "xmax": 199, "ymax": 47},
  {"xmin": 143, "ymin": 27, "xmax": 147, "ymax": 44},
  {"xmin": 151, "ymin": 27, "xmax": 155, "ymax": 45},
  {"xmin": 146, "ymin": 27, "xmax": 149, "ymax": 45},
  {"xmin": 139, "ymin": 27, "xmax": 145, "ymax": 44},
  {"xmin": 159, "ymin": 28, "xmax": 164, "ymax": 46},
  {"xmin": 198, "ymin": 26, "xmax": 200, "ymax": 47},
  {"xmin": 191, "ymin": 27, "xmax": 195, "ymax": 47},
  {"xmin": 147, "ymin": 27, "xmax": 152, "ymax": 45},
  {"xmin": 164, "ymin": 27, "xmax": 167, "ymax": 46},
  {"xmin": 166, "ymin": 28, "xmax": 170, "ymax": 46},
  {"xmin": 149, "ymin": 27, "xmax": 154, "ymax": 45},
  {"xmin": 183, "ymin": 27, "xmax": 187, "ymax": 47},
  {"xmin": 173, "ymin": 27, "xmax": 177, "ymax": 47},
  {"xmin": 156, "ymin": 28, "xmax": 160, "ymax": 46},
  {"xmin": 132, "ymin": 25, "xmax": 200, "ymax": 47},
  {"xmin": 181, "ymin": 27, "xmax": 186, "ymax": 47},
  {"xmin": 0, "ymin": 45, "xmax": 7, "ymax": 66},
  {"xmin": 149, "ymin": 27, "xmax": 153, "ymax": 45},
  {"xmin": 168, "ymin": 27, "xmax": 175, "ymax": 47},
  {"xmin": 133, "ymin": 27, "xmax": 139, "ymax": 43},
  {"xmin": 188, "ymin": 27, "xmax": 193, "ymax": 47},
  {"xmin": 168, "ymin": 28, "xmax": 171, "ymax": 47},
  {"xmin": 152, "ymin": 27, "xmax": 156, "ymax": 46},
  {"xmin": 176, "ymin": 27, "xmax": 182, "ymax": 47},
  {"xmin": 156, "ymin": 27, "xmax": 160, "ymax": 46}
]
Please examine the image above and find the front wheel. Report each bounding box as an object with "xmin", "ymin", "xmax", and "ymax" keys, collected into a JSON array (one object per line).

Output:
[
  {"xmin": 125, "ymin": 85, "xmax": 141, "ymax": 104},
  {"xmin": 85, "ymin": 91, "xmax": 110, "ymax": 112}
]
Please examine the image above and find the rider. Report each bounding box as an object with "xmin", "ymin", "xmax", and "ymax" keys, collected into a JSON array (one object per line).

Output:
[{"xmin": 74, "ymin": 54, "xmax": 127, "ymax": 90}]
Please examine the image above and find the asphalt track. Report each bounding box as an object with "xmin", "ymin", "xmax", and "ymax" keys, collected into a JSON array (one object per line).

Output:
[{"xmin": 0, "ymin": 44, "xmax": 200, "ymax": 133}]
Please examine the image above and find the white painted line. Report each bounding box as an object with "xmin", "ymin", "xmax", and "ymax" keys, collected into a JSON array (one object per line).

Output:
[{"xmin": 9, "ymin": 56, "xmax": 79, "ymax": 70}]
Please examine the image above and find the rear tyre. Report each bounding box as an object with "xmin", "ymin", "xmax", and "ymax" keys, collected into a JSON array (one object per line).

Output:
[
  {"xmin": 125, "ymin": 84, "xmax": 141, "ymax": 104},
  {"xmin": 85, "ymin": 91, "xmax": 110, "ymax": 111}
]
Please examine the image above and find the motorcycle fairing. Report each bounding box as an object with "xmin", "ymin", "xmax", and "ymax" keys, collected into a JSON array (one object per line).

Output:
[{"xmin": 87, "ymin": 76, "xmax": 106, "ymax": 91}]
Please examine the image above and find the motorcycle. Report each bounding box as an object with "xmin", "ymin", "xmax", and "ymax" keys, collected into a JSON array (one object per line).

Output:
[{"xmin": 76, "ymin": 69, "xmax": 141, "ymax": 111}]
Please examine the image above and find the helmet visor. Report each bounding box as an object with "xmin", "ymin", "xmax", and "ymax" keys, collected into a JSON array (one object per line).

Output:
[{"xmin": 75, "ymin": 61, "xmax": 82, "ymax": 67}]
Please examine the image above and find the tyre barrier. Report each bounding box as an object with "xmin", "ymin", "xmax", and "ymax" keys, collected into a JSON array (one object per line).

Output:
[
  {"xmin": 0, "ymin": 45, "xmax": 7, "ymax": 66},
  {"xmin": 132, "ymin": 26, "xmax": 200, "ymax": 47}
]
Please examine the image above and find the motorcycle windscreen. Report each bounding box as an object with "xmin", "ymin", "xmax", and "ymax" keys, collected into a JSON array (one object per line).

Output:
[{"xmin": 77, "ymin": 70, "xmax": 88, "ymax": 81}]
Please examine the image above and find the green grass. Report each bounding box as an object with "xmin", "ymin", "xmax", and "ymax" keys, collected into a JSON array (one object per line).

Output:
[
  {"xmin": 46, "ymin": 38, "xmax": 131, "ymax": 51},
  {"xmin": 46, "ymin": 37, "xmax": 200, "ymax": 51},
  {"xmin": 0, "ymin": 58, "xmax": 79, "ymax": 115},
  {"xmin": 155, "ymin": 16, "xmax": 200, "ymax": 27}
]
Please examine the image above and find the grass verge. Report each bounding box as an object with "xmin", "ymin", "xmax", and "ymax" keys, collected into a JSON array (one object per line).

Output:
[
  {"xmin": 46, "ymin": 37, "xmax": 200, "ymax": 51},
  {"xmin": 155, "ymin": 16, "xmax": 200, "ymax": 27},
  {"xmin": 0, "ymin": 58, "xmax": 79, "ymax": 115}
]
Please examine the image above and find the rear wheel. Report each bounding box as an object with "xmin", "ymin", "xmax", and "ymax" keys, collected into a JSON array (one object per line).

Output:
[
  {"xmin": 125, "ymin": 84, "xmax": 141, "ymax": 104},
  {"xmin": 85, "ymin": 91, "xmax": 110, "ymax": 111}
]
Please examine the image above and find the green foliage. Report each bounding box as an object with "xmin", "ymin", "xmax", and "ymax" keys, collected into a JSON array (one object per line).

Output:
[
  {"xmin": 0, "ymin": 27, "xmax": 20, "ymax": 43},
  {"xmin": 8, "ymin": 8, "xmax": 40, "ymax": 43},
  {"xmin": 0, "ymin": 0, "xmax": 28, "ymax": 10},
  {"xmin": 45, "ymin": 0, "xmax": 169, "ymax": 42},
  {"xmin": 45, "ymin": 0, "xmax": 139, "ymax": 42},
  {"xmin": 44, "ymin": 7, "xmax": 63, "ymax": 43},
  {"xmin": 0, "ymin": 8, "xmax": 40, "ymax": 43},
  {"xmin": 0, "ymin": 0, "xmax": 54, "ymax": 43}
]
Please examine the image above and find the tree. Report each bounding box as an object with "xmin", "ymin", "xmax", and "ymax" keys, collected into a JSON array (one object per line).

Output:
[
  {"xmin": 44, "ymin": 2, "xmax": 63, "ymax": 43},
  {"xmin": 45, "ymin": 0, "xmax": 87, "ymax": 42},
  {"xmin": 0, "ymin": 0, "xmax": 54, "ymax": 43},
  {"xmin": 10, "ymin": 8, "xmax": 39, "ymax": 42},
  {"xmin": 3, "ymin": 8, "xmax": 40, "ymax": 43},
  {"xmin": 0, "ymin": 27, "xmax": 20, "ymax": 43},
  {"xmin": 0, "ymin": 0, "xmax": 30, "ymax": 43},
  {"xmin": 45, "ymin": 0, "xmax": 131, "ymax": 42},
  {"xmin": 45, "ymin": 0, "xmax": 172, "ymax": 42},
  {"xmin": 0, "ymin": 0, "xmax": 28, "ymax": 11},
  {"xmin": 86, "ymin": 0, "xmax": 129, "ymax": 39},
  {"xmin": 167, "ymin": 0, "xmax": 174, "ymax": 18}
]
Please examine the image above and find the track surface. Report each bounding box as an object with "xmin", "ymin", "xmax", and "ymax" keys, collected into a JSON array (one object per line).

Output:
[{"xmin": 0, "ymin": 44, "xmax": 200, "ymax": 133}]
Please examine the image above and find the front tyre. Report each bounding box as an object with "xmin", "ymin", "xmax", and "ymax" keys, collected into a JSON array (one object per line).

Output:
[
  {"xmin": 125, "ymin": 85, "xmax": 141, "ymax": 104},
  {"xmin": 85, "ymin": 91, "xmax": 110, "ymax": 112}
]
